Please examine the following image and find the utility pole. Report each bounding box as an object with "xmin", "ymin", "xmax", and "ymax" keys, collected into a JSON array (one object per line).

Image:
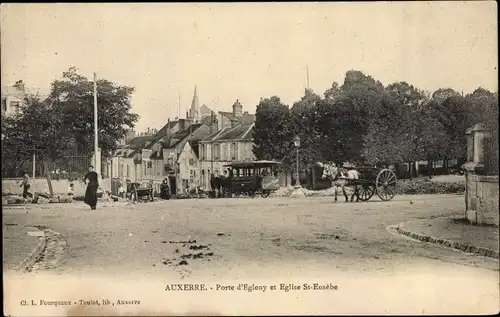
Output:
[
  {"xmin": 178, "ymin": 92, "xmax": 181, "ymax": 120},
  {"xmin": 306, "ymin": 66, "xmax": 310, "ymax": 90},
  {"xmin": 93, "ymin": 72, "xmax": 98, "ymax": 171},
  {"xmin": 32, "ymin": 152, "xmax": 36, "ymax": 198}
]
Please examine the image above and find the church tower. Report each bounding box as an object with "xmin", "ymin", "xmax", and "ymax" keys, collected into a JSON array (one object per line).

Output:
[{"xmin": 189, "ymin": 85, "xmax": 200, "ymax": 123}]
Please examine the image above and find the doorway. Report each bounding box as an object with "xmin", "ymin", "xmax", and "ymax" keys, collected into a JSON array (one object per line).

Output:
[{"xmin": 168, "ymin": 176, "xmax": 177, "ymax": 195}]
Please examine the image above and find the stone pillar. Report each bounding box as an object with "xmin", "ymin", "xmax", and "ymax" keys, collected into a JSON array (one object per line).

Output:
[
  {"xmin": 471, "ymin": 124, "xmax": 490, "ymax": 164},
  {"xmin": 463, "ymin": 124, "xmax": 498, "ymax": 225}
]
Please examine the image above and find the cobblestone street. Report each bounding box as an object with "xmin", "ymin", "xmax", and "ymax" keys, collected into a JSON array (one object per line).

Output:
[{"xmin": 3, "ymin": 195, "xmax": 499, "ymax": 315}]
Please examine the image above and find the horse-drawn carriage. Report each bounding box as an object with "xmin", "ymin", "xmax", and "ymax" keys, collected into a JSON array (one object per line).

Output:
[{"xmin": 222, "ymin": 160, "xmax": 282, "ymax": 198}]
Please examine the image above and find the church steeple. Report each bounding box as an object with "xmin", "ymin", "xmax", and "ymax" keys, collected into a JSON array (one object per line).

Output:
[{"xmin": 189, "ymin": 85, "xmax": 200, "ymax": 123}]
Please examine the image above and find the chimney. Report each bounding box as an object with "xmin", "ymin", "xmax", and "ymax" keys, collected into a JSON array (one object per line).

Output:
[
  {"xmin": 232, "ymin": 99, "xmax": 243, "ymax": 117},
  {"xmin": 14, "ymin": 80, "xmax": 25, "ymax": 92},
  {"xmin": 210, "ymin": 111, "xmax": 219, "ymax": 134}
]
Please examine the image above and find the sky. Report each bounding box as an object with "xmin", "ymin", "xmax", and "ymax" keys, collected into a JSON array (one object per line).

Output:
[{"xmin": 1, "ymin": 2, "xmax": 497, "ymax": 133}]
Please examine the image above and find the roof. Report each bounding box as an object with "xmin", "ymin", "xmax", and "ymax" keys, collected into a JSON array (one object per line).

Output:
[
  {"xmin": 188, "ymin": 139, "xmax": 200, "ymax": 158},
  {"xmin": 160, "ymin": 123, "xmax": 204, "ymax": 149},
  {"xmin": 219, "ymin": 111, "xmax": 255, "ymax": 123},
  {"xmin": 150, "ymin": 150, "xmax": 163, "ymax": 160},
  {"xmin": 126, "ymin": 135, "xmax": 153, "ymax": 149},
  {"xmin": 223, "ymin": 160, "xmax": 282, "ymax": 168},
  {"xmin": 202, "ymin": 122, "xmax": 254, "ymax": 142},
  {"xmin": 1, "ymin": 86, "xmax": 49, "ymax": 100},
  {"xmin": 145, "ymin": 120, "xmax": 179, "ymax": 149}
]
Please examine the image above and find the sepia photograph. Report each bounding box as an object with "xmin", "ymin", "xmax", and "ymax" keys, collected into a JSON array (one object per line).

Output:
[{"xmin": 1, "ymin": 2, "xmax": 498, "ymax": 316}]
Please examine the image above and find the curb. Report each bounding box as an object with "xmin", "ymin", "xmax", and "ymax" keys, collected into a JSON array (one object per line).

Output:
[
  {"xmin": 14, "ymin": 226, "xmax": 47, "ymax": 273},
  {"xmin": 396, "ymin": 225, "xmax": 499, "ymax": 259}
]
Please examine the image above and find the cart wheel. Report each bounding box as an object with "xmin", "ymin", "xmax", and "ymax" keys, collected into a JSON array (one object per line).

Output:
[
  {"xmin": 260, "ymin": 190, "xmax": 270, "ymax": 198},
  {"xmin": 355, "ymin": 184, "xmax": 375, "ymax": 201},
  {"xmin": 375, "ymin": 169, "xmax": 397, "ymax": 201}
]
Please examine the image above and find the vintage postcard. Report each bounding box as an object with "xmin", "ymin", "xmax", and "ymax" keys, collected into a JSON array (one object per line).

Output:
[{"xmin": 2, "ymin": 2, "xmax": 498, "ymax": 316}]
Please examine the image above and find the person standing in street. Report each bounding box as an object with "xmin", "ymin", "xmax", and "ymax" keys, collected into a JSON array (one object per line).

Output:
[
  {"xmin": 19, "ymin": 171, "xmax": 31, "ymax": 199},
  {"xmin": 84, "ymin": 165, "xmax": 99, "ymax": 210}
]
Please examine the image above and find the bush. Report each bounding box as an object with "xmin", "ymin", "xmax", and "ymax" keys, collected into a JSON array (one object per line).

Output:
[{"xmin": 395, "ymin": 179, "xmax": 465, "ymax": 195}]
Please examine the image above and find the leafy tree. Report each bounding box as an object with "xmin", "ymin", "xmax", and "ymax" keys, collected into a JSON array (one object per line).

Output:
[
  {"xmin": 2, "ymin": 95, "xmax": 73, "ymax": 177},
  {"xmin": 324, "ymin": 82, "xmax": 341, "ymax": 101},
  {"xmin": 291, "ymin": 89, "xmax": 322, "ymax": 168},
  {"xmin": 47, "ymin": 67, "xmax": 139, "ymax": 157},
  {"xmin": 252, "ymin": 96, "xmax": 295, "ymax": 167},
  {"xmin": 337, "ymin": 70, "xmax": 386, "ymax": 163},
  {"xmin": 431, "ymin": 88, "xmax": 461, "ymax": 104},
  {"xmin": 362, "ymin": 93, "xmax": 408, "ymax": 166},
  {"xmin": 432, "ymin": 95, "xmax": 475, "ymax": 163}
]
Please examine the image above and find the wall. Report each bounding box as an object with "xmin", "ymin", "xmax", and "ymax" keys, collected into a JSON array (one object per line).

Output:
[
  {"xmin": 2, "ymin": 177, "xmax": 112, "ymax": 196},
  {"xmin": 1, "ymin": 93, "xmax": 23, "ymax": 117},
  {"xmin": 177, "ymin": 142, "xmax": 200, "ymax": 191},
  {"xmin": 465, "ymin": 174, "xmax": 499, "ymax": 225}
]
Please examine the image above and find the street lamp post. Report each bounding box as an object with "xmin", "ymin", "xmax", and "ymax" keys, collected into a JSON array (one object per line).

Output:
[{"xmin": 293, "ymin": 135, "xmax": 301, "ymax": 188}]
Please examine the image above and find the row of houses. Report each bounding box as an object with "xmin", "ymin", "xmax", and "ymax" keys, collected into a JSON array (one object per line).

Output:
[{"xmin": 106, "ymin": 87, "xmax": 257, "ymax": 194}]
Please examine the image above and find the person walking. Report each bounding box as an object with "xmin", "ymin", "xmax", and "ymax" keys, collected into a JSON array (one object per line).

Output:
[
  {"xmin": 84, "ymin": 165, "xmax": 99, "ymax": 210},
  {"xmin": 19, "ymin": 171, "xmax": 31, "ymax": 199}
]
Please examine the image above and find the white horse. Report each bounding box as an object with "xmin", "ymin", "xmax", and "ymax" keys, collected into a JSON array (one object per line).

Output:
[{"xmin": 319, "ymin": 162, "xmax": 360, "ymax": 203}]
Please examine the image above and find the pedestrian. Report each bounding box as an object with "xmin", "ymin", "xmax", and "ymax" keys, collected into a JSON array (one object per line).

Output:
[
  {"xmin": 160, "ymin": 178, "xmax": 170, "ymax": 200},
  {"xmin": 210, "ymin": 172, "xmax": 217, "ymax": 198},
  {"xmin": 83, "ymin": 165, "xmax": 99, "ymax": 210},
  {"xmin": 68, "ymin": 183, "xmax": 75, "ymax": 196},
  {"xmin": 19, "ymin": 171, "xmax": 32, "ymax": 199}
]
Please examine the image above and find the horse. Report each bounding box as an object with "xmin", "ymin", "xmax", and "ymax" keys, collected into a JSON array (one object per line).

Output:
[{"xmin": 319, "ymin": 162, "xmax": 360, "ymax": 203}]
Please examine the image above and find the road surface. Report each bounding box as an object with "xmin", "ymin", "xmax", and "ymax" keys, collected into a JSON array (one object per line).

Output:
[{"xmin": 3, "ymin": 195, "xmax": 499, "ymax": 315}]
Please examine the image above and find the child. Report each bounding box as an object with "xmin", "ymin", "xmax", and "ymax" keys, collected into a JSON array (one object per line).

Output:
[
  {"xmin": 68, "ymin": 183, "xmax": 75, "ymax": 196},
  {"xmin": 118, "ymin": 184, "xmax": 126, "ymax": 198}
]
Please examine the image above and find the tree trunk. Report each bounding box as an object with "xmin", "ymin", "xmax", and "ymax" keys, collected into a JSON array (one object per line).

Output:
[
  {"xmin": 312, "ymin": 165, "xmax": 316, "ymax": 190},
  {"xmin": 443, "ymin": 157, "xmax": 449, "ymax": 174},
  {"xmin": 427, "ymin": 154, "xmax": 433, "ymax": 179},
  {"xmin": 45, "ymin": 159, "xmax": 54, "ymax": 197},
  {"xmin": 408, "ymin": 161, "xmax": 413, "ymax": 180}
]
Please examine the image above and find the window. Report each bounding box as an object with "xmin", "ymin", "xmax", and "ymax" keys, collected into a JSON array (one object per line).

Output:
[
  {"xmin": 10, "ymin": 101, "xmax": 20, "ymax": 113},
  {"xmin": 147, "ymin": 161, "xmax": 153, "ymax": 168},
  {"xmin": 126, "ymin": 165, "xmax": 130, "ymax": 177},
  {"xmin": 213, "ymin": 144, "xmax": 220, "ymax": 160},
  {"xmin": 230, "ymin": 142, "xmax": 236, "ymax": 160},
  {"xmin": 200, "ymin": 145, "xmax": 205, "ymax": 160}
]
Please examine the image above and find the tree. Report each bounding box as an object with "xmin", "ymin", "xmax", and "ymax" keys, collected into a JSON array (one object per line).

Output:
[
  {"xmin": 431, "ymin": 88, "xmax": 461, "ymax": 104},
  {"xmin": 252, "ymin": 96, "xmax": 295, "ymax": 167},
  {"xmin": 324, "ymin": 82, "xmax": 341, "ymax": 101},
  {"xmin": 337, "ymin": 70, "xmax": 386, "ymax": 164},
  {"xmin": 427, "ymin": 94, "xmax": 475, "ymax": 172},
  {"xmin": 362, "ymin": 93, "xmax": 408, "ymax": 166},
  {"xmin": 291, "ymin": 89, "xmax": 322, "ymax": 168},
  {"xmin": 2, "ymin": 95, "xmax": 73, "ymax": 177},
  {"xmin": 47, "ymin": 67, "xmax": 139, "ymax": 157}
]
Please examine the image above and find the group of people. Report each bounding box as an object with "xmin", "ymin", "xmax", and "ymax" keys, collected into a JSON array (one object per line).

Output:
[{"xmin": 210, "ymin": 170, "xmax": 231, "ymax": 198}]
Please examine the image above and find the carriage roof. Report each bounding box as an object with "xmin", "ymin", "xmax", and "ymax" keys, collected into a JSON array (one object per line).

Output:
[{"xmin": 223, "ymin": 160, "xmax": 282, "ymax": 169}]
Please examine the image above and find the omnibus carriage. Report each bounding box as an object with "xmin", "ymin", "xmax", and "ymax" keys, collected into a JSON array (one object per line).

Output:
[{"xmin": 223, "ymin": 160, "xmax": 282, "ymax": 198}]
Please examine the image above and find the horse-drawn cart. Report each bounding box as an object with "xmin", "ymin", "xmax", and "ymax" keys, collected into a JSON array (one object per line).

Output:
[
  {"xmin": 350, "ymin": 167, "xmax": 398, "ymax": 201},
  {"xmin": 127, "ymin": 182, "xmax": 154, "ymax": 202}
]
